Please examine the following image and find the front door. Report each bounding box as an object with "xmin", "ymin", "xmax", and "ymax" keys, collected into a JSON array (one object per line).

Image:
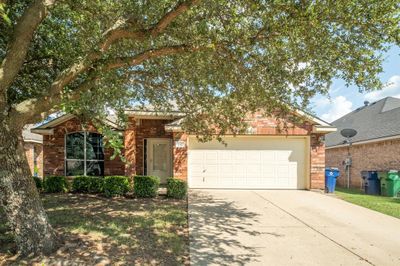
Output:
[{"xmin": 147, "ymin": 138, "xmax": 172, "ymax": 183}]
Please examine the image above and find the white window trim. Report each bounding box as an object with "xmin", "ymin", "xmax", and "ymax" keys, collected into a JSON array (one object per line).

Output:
[{"xmin": 65, "ymin": 131, "xmax": 104, "ymax": 176}]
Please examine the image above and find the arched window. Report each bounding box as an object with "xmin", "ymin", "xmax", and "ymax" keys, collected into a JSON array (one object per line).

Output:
[{"xmin": 65, "ymin": 132, "xmax": 104, "ymax": 176}]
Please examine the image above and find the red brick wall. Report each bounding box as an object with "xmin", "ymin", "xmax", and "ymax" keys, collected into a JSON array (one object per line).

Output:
[
  {"xmin": 24, "ymin": 142, "xmax": 43, "ymax": 177},
  {"xmin": 310, "ymin": 134, "xmax": 325, "ymax": 189},
  {"xmin": 43, "ymin": 118, "xmax": 125, "ymax": 176},
  {"xmin": 124, "ymin": 118, "xmax": 173, "ymax": 176},
  {"xmin": 326, "ymin": 139, "xmax": 400, "ymax": 188},
  {"xmin": 42, "ymin": 115, "xmax": 327, "ymax": 190},
  {"xmin": 245, "ymin": 112, "xmax": 313, "ymax": 135},
  {"xmin": 173, "ymin": 133, "xmax": 188, "ymax": 181}
]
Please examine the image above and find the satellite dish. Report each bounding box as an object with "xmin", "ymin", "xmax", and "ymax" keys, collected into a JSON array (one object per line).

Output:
[{"xmin": 340, "ymin": 128, "xmax": 357, "ymax": 138}]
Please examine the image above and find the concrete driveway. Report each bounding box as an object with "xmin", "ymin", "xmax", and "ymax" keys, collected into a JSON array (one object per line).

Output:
[{"xmin": 189, "ymin": 190, "xmax": 400, "ymax": 266}]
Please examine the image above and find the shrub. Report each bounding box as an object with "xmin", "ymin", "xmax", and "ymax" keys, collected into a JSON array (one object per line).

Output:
[
  {"xmin": 72, "ymin": 176, "xmax": 91, "ymax": 193},
  {"xmin": 134, "ymin": 175, "xmax": 160, "ymax": 198},
  {"xmin": 72, "ymin": 176, "xmax": 104, "ymax": 193},
  {"xmin": 88, "ymin": 177, "xmax": 104, "ymax": 193},
  {"xmin": 43, "ymin": 176, "xmax": 69, "ymax": 193},
  {"xmin": 166, "ymin": 178, "xmax": 187, "ymax": 199},
  {"xmin": 103, "ymin": 176, "xmax": 130, "ymax": 197},
  {"xmin": 33, "ymin": 176, "xmax": 43, "ymax": 191}
]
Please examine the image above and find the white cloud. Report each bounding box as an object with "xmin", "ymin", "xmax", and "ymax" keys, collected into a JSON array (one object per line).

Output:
[
  {"xmin": 364, "ymin": 75, "xmax": 400, "ymax": 102},
  {"xmin": 313, "ymin": 97, "xmax": 330, "ymax": 109},
  {"xmin": 321, "ymin": 96, "xmax": 353, "ymax": 122}
]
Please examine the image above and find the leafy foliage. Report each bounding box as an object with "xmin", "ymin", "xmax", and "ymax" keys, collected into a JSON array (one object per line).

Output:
[
  {"xmin": 43, "ymin": 176, "xmax": 69, "ymax": 193},
  {"xmin": 87, "ymin": 177, "xmax": 105, "ymax": 194},
  {"xmin": 134, "ymin": 175, "xmax": 160, "ymax": 198},
  {"xmin": 1, "ymin": 0, "xmax": 399, "ymax": 143},
  {"xmin": 103, "ymin": 176, "xmax": 130, "ymax": 197},
  {"xmin": 166, "ymin": 178, "xmax": 187, "ymax": 199},
  {"xmin": 32, "ymin": 176, "xmax": 43, "ymax": 191},
  {"xmin": 72, "ymin": 176, "xmax": 104, "ymax": 194}
]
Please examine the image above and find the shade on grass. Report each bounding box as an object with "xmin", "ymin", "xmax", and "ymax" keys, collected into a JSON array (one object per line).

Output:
[
  {"xmin": 335, "ymin": 187, "xmax": 400, "ymax": 219},
  {"xmin": 0, "ymin": 194, "xmax": 188, "ymax": 265}
]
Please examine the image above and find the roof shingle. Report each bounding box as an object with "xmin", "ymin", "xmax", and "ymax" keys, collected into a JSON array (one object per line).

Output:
[{"xmin": 325, "ymin": 97, "xmax": 400, "ymax": 147}]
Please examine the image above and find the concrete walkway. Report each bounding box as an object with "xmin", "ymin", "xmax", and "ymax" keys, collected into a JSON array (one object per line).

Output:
[{"xmin": 188, "ymin": 190, "xmax": 400, "ymax": 266}]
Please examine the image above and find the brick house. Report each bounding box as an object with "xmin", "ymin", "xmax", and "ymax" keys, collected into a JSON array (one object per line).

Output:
[
  {"xmin": 32, "ymin": 109, "xmax": 335, "ymax": 190},
  {"xmin": 22, "ymin": 124, "xmax": 43, "ymax": 177},
  {"xmin": 325, "ymin": 97, "xmax": 400, "ymax": 188}
]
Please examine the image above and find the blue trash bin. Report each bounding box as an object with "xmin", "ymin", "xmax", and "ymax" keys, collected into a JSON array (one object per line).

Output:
[
  {"xmin": 364, "ymin": 171, "xmax": 380, "ymax": 195},
  {"xmin": 325, "ymin": 168, "xmax": 340, "ymax": 193}
]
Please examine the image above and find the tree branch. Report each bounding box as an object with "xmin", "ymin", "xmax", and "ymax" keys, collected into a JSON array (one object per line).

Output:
[
  {"xmin": 0, "ymin": 0, "xmax": 55, "ymax": 98},
  {"xmin": 150, "ymin": 0, "xmax": 200, "ymax": 37},
  {"xmin": 105, "ymin": 45, "xmax": 202, "ymax": 70},
  {"xmin": 10, "ymin": 0, "xmax": 202, "ymax": 124},
  {"xmin": 100, "ymin": 0, "xmax": 201, "ymax": 51},
  {"xmin": 12, "ymin": 75, "xmax": 99, "ymax": 125}
]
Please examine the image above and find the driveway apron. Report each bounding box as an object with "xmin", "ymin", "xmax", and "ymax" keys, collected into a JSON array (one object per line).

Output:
[{"xmin": 188, "ymin": 190, "xmax": 400, "ymax": 266}]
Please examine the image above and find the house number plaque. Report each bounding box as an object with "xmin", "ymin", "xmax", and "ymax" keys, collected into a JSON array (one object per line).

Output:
[{"xmin": 175, "ymin": 140, "xmax": 186, "ymax": 148}]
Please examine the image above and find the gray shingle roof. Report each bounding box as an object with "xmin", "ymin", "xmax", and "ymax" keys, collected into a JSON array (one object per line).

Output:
[{"xmin": 325, "ymin": 97, "xmax": 400, "ymax": 147}]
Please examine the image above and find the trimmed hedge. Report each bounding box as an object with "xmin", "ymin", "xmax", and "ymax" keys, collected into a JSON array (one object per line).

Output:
[
  {"xmin": 43, "ymin": 176, "xmax": 69, "ymax": 193},
  {"xmin": 72, "ymin": 176, "xmax": 104, "ymax": 193},
  {"xmin": 166, "ymin": 178, "xmax": 187, "ymax": 199},
  {"xmin": 134, "ymin": 175, "xmax": 160, "ymax": 198},
  {"xmin": 88, "ymin": 176, "xmax": 104, "ymax": 193},
  {"xmin": 103, "ymin": 176, "xmax": 130, "ymax": 197},
  {"xmin": 33, "ymin": 176, "xmax": 43, "ymax": 191},
  {"xmin": 72, "ymin": 176, "xmax": 91, "ymax": 193}
]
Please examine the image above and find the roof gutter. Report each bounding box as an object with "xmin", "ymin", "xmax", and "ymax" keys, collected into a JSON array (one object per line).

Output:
[
  {"xmin": 165, "ymin": 125, "xmax": 183, "ymax": 132},
  {"xmin": 312, "ymin": 125, "xmax": 337, "ymax": 134},
  {"xmin": 23, "ymin": 139, "xmax": 43, "ymax": 144},
  {"xmin": 295, "ymin": 109, "xmax": 331, "ymax": 127},
  {"xmin": 326, "ymin": 134, "xmax": 400, "ymax": 149},
  {"xmin": 31, "ymin": 128, "xmax": 54, "ymax": 135},
  {"xmin": 124, "ymin": 110, "xmax": 185, "ymax": 120}
]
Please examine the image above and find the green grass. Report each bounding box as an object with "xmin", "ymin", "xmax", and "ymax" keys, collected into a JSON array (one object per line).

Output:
[
  {"xmin": 0, "ymin": 193, "xmax": 188, "ymax": 265},
  {"xmin": 335, "ymin": 187, "xmax": 400, "ymax": 219}
]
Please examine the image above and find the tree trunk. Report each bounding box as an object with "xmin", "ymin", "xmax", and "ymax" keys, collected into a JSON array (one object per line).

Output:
[{"xmin": 0, "ymin": 123, "xmax": 59, "ymax": 256}]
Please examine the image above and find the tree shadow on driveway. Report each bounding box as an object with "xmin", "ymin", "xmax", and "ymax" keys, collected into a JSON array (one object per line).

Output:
[{"xmin": 189, "ymin": 190, "xmax": 262, "ymax": 265}]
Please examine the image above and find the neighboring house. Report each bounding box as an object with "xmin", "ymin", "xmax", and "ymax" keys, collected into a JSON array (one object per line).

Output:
[
  {"xmin": 22, "ymin": 124, "xmax": 43, "ymax": 177},
  {"xmin": 325, "ymin": 97, "xmax": 400, "ymax": 188},
  {"xmin": 31, "ymin": 109, "xmax": 335, "ymax": 190}
]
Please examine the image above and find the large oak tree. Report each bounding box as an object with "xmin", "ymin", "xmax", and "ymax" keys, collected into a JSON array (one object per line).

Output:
[{"xmin": 0, "ymin": 0, "xmax": 399, "ymax": 256}]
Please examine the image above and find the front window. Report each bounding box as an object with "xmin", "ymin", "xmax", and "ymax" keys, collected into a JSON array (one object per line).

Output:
[{"xmin": 65, "ymin": 132, "xmax": 104, "ymax": 176}]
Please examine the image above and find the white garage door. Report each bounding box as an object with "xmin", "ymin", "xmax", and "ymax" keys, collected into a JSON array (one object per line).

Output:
[{"xmin": 188, "ymin": 136, "xmax": 308, "ymax": 189}]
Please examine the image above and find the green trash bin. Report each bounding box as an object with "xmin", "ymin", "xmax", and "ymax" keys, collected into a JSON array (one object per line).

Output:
[
  {"xmin": 378, "ymin": 171, "xmax": 389, "ymax": 196},
  {"xmin": 394, "ymin": 179, "xmax": 400, "ymax": 198},
  {"xmin": 387, "ymin": 170, "xmax": 400, "ymax": 197}
]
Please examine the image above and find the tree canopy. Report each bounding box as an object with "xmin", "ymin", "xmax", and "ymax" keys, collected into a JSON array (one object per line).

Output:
[
  {"xmin": 1, "ymin": 0, "xmax": 399, "ymax": 137},
  {"xmin": 1, "ymin": 0, "xmax": 399, "ymax": 256}
]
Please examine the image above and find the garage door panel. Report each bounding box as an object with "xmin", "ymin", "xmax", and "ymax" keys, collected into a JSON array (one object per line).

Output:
[
  {"xmin": 219, "ymin": 164, "xmax": 235, "ymax": 175},
  {"xmin": 261, "ymin": 151, "xmax": 275, "ymax": 161},
  {"xmin": 204, "ymin": 165, "xmax": 218, "ymax": 177},
  {"xmin": 189, "ymin": 151, "xmax": 204, "ymax": 163},
  {"xmin": 188, "ymin": 136, "xmax": 307, "ymax": 189},
  {"xmin": 204, "ymin": 151, "xmax": 218, "ymax": 162},
  {"xmin": 189, "ymin": 164, "xmax": 204, "ymax": 176},
  {"xmin": 219, "ymin": 151, "xmax": 232, "ymax": 161},
  {"xmin": 246, "ymin": 151, "xmax": 261, "ymax": 161},
  {"xmin": 246, "ymin": 165, "xmax": 261, "ymax": 178},
  {"xmin": 261, "ymin": 164, "xmax": 275, "ymax": 178},
  {"xmin": 233, "ymin": 151, "xmax": 248, "ymax": 160},
  {"xmin": 233, "ymin": 165, "xmax": 247, "ymax": 178},
  {"xmin": 276, "ymin": 150, "xmax": 293, "ymax": 161}
]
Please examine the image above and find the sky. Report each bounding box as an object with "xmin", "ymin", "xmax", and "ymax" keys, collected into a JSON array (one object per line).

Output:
[{"xmin": 310, "ymin": 46, "xmax": 400, "ymax": 123}]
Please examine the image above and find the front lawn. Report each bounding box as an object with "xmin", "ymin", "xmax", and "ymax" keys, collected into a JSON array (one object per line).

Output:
[
  {"xmin": 0, "ymin": 194, "xmax": 188, "ymax": 265},
  {"xmin": 335, "ymin": 187, "xmax": 400, "ymax": 219}
]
